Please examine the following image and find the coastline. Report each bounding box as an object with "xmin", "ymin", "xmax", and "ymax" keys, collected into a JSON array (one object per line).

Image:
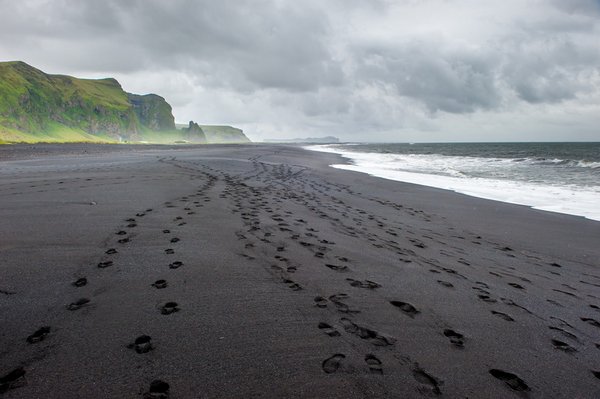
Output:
[
  {"xmin": 305, "ymin": 143, "xmax": 600, "ymax": 222},
  {"xmin": 1, "ymin": 144, "xmax": 599, "ymax": 398}
]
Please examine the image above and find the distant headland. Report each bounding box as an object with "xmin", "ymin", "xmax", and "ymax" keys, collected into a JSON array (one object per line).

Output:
[
  {"xmin": 0, "ymin": 61, "xmax": 250, "ymax": 144},
  {"xmin": 263, "ymin": 136, "xmax": 339, "ymax": 144}
]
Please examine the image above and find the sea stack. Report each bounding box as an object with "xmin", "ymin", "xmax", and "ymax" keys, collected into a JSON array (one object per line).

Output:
[{"xmin": 182, "ymin": 121, "xmax": 207, "ymax": 144}]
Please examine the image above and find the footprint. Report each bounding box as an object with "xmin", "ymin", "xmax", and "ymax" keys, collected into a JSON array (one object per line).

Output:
[
  {"xmin": 160, "ymin": 302, "xmax": 180, "ymax": 315},
  {"xmin": 551, "ymin": 339, "xmax": 576, "ymax": 353},
  {"xmin": 152, "ymin": 280, "xmax": 168, "ymax": 289},
  {"xmin": 282, "ymin": 278, "xmax": 302, "ymax": 291},
  {"xmin": 128, "ymin": 335, "xmax": 153, "ymax": 354},
  {"xmin": 489, "ymin": 369, "xmax": 530, "ymax": 392},
  {"xmin": 163, "ymin": 230, "xmax": 170, "ymax": 234},
  {"xmin": 72, "ymin": 277, "xmax": 87, "ymax": 287},
  {"xmin": 547, "ymin": 299, "xmax": 563, "ymax": 307},
  {"xmin": 322, "ymin": 354, "xmax": 345, "ymax": 374},
  {"xmin": 329, "ymin": 294, "xmax": 359, "ymax": 314},
  {"xmin": 26, "ymin": 326, "xmax": 50, "ymax": 343},
  {"xmin": 593, "ymin": 370, "xmax": 600, "ymax": 380},
  {"xmin": 67, "ymin": 298, "xmax": 90, "ymax": 311},
  {"xmin": 170, "ymin": 238, "xmax": 180, "ymax": 243},
  {"xmin": 0, "ymin": 367, "xmax": 26, "ymax": 393},
  {"xmin": 143, "ymin": 379, "xmax": 170, "ymax": 399},
  {"xmin": 340, "ymin": 318, "xmax": 395, "ymax": 346},
  {"xmin": 105, "ymin": 248, "xmax": 118, "ymax": 255},
  {"xmin": 581, "ymin": 317, "xmax": 600, "ymax": 328},
  {"xmin": 437, "ymin": 280, "xmax": 453, "ymax": 288},
  {"xmin": 443, "ymin": 329, "xmax": 464, "ymax": 348},
  {"xmin": 169, "ymin": 261, "xmax": 183, "ymax": 269},
  {"xmin": 365, "ymin": 354, "xmax": 383, "ymax": 375},
  {"xmin": 318, "ymin": 322, "xmax": 341, "ymax": 337},
  {"xmin": 548, "ymin": 326, "xmax": 578, "ymax": 341},
  {"xmin": 116, "ymin": 231, "xmax": 127, "ymax": 236},
  {"xmin": 413, "ymin": 366, "xmax": 442, "ymax": 395},
  {"xmin": 118, "ymin": 238, "xmax": 130, "ymax": 244},
  {"xmin": 491, "ymin": 311, "xmax": 514, "ymax": 321},
  {"xmin": 314, "ymin": 296, "xmax": 328, "ymax": 308},
  {"xmin": 164, "ymin": 249, "xmax": 175, "ymax": 255},
  {"xmin": 390, "ymin": 301, "xmax": 420, "ymax": 317},
  {"xmin": 97, "ymin": 261, "xmax": 113, "ymax": 268},
  {"xmin": 325, "ymin": 264, "xmax": 348, "ymax": 272},
  {"xmin": 347, "ymin": 278, "xmax": 381, "ymax": 289},
  {"xmin": 478, "ymin": 294, "xmax": 497, "ymax": 303}
]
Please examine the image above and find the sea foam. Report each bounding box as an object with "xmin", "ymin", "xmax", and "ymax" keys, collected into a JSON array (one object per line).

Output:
[{"xmin": 306, "ymin": 145, "xmax": 600, "ymax": 221}]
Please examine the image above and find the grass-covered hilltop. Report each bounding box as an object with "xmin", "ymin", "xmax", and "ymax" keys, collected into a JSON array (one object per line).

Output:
[{"xmin": 0, "ymin": 61, "xmax": 250, "ymax": 144}]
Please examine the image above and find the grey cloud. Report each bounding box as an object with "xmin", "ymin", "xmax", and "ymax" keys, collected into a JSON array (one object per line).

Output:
[
  {"xmin": 1, "ymin": 0, "xmax": 343, "ymax": 91},
  {"xmin": 0, "ymin": 0, "xmax": 599, "ymax": 140},
  {"xmin": 354, "ymin": 40, "xmax": 501, "ymax": 113},
  {"xmin": 499, "ymin": 33, "xmax": 600, "ymax": 104},
  {"xmin": 550, "ymin": 0, "xmax": 600, "ymax": 15}
]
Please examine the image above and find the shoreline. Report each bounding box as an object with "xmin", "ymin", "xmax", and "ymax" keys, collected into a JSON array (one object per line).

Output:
[
  {"xmin": 305, "ymin": 144, "xmax": 600, "ymax": 222},
  {"xmin": 1, "ymin": 144, "xmax": 599, "ymax": 398}
]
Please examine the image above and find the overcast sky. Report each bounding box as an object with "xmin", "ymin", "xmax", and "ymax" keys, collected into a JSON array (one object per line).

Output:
[{"xmin": 1, "ymin": 0, "xmax": 599, "ymax": 142}]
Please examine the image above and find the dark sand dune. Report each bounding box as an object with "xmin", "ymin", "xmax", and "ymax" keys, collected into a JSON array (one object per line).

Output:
[{"xmin": 1, "ymin": 144, "xmax": 599, "ymax": 398}]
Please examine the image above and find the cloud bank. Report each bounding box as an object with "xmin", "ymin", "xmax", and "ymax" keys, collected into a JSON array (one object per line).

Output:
[{"xmin": 1, "ymin": 0, "xmax": 598, "ymax": 141}]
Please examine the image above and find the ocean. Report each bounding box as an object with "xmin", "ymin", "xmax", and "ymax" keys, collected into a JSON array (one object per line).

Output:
[{"xmin": 306, "ymin": 142, "xmax": 600, "ymax": 221}]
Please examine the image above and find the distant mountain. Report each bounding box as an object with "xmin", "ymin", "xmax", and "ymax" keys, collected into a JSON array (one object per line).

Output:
[
  {"xmin": 263, "ymin": 136, "xmax": 339, "ymax": 144},
  {"xmin": 0, "ymin": 61, "xmax": 249, "ymax": 144}
]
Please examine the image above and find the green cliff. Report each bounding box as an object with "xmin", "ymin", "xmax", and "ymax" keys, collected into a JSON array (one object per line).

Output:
[
  {"xmin": 200, "ymin": 125, "xmax": 251, "ymax": 143},
  {"xmin": 0, "ymin": 61, "xmax": 139, "ymax": 142},
  {"xmin": 175, "ymin": 124, "xmax": 251, "ymax": 143},
  {"xmin": 0, "ymin": 61, "xmax": 250, "ymax": 144},
  {"xmin": 127, "ymin": 93, "xmax": 175, "ymax": 131}
]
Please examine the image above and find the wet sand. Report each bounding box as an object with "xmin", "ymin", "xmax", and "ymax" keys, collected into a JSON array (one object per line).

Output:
[{"xmin": 1, "ymin": 144, "xmax": 599, "ymax": 398}]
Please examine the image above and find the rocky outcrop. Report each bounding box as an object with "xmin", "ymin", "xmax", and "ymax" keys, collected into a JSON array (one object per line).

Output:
[
  {"xmin": 182, "ymin": 121, "xmax": 207, "ymax": 143},
  {"xmin": 0, "ymin": 61, "xmax": 144, "ymax": 141},
  {"xmin": 127, "ymin": 93, "xmax": 175, "ymax": 131}
]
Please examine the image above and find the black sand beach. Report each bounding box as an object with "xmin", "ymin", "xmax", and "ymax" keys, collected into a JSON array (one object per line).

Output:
[{"xmin": 1, "ymin": 144, "xmax": 599, "ymax": 398}]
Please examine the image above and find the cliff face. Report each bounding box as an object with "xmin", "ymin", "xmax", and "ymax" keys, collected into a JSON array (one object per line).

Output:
[
  {"xmin": 0, "ymin": 61, "xmax": 251, "ymax": 144},
  {"xmin": 199, "ymin": 125, "xmax": 251, "ymax": 143},
  {"xmin": 127, "ymin": 93, "xmax": 175, "ymax": 131},
  {"xmin": 0, "ymin": 61, "xmax": 141, "ymax": 142}
]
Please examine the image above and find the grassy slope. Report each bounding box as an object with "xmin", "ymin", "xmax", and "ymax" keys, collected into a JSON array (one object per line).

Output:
[
  {"xmin": 0, "ymin": 61, "xmax": 136, "ymax": 143},
  {"xmin": 200, "ymin": 125, "xmax": 250, "ymax": 143},
  {"xmin": 0, "ymin": 62, "xmax": 250, "ymax": 145}
]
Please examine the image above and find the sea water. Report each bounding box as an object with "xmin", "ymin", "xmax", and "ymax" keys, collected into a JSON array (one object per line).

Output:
[{"xmin": 306, "ymin": 142, "xmax": 600, "ymax": 221}]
